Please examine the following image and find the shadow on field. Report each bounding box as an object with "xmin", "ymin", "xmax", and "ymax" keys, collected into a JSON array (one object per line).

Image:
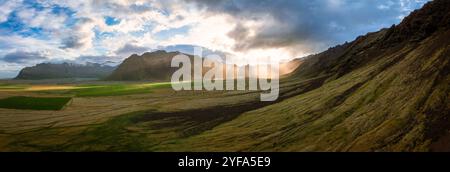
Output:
[
  {"xmin": 131, "ymin": 76, "xmax": 328, "ymax": 138},
  {"xmin": 132, "ymin": 102, "xmax": 274, "ymax": 137}
]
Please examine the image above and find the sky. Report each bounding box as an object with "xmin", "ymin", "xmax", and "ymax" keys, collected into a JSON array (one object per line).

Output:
[{"xmin": 0, "ymin": 0, "xmax": 430, "ymax": 78}]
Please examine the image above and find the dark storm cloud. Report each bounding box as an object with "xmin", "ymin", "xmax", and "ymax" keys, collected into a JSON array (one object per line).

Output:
[
  {"xmin": 1, "ymin": 51, "xmax": 48, "ymax": 64},
  {"xmin": 185, "ymin": 0, "xmax": 429, "ymax": 52}
]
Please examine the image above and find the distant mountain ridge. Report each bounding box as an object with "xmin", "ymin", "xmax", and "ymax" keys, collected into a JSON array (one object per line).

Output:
[
  {"xmin": 15, "ymin": 62, "xmax": 116, "ymax": 80},
  {"xmin": 107, "ymin": 50, "xmax": 302, "ymax": 81},
  {"xmin": 106, "ymin": 50, "xmax": 186, "ymax": 81}
]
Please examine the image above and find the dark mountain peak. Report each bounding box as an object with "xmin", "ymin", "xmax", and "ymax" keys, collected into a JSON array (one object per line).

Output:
[
  {"xmin": 137, "ymin": 50, "xmax": 185, "ymax": 59},
  {"xmin": 384, "ymin": 0, "xmax": 450, "ymax": 43},
  {"xmin": 401, "ymin": 0, "xmax": 450, "ymax": 28},
  {"xmin": 154, "ymin": 50, "xmax": 168, "ymax": 54},
  {"xmin": 293, "ymin": 0, "xmax": 450, "ymax": 80},
  {"xmin": 129, "ymin": 54, "xmax": 140, "ymax": 58},
  {"xmin": 141, "ymin": 50, "xmax": 169, "ymax": 56}
]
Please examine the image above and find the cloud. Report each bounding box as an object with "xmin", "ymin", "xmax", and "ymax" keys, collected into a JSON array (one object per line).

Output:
[
  {"xmin": 115, "ymin": 43, "xmax": 151, "ymax": 56},
  {"xmin": 162, "ymin": 44, "xmax": 229, "ymax": 57},
  {"xmin": 75, "ymin": 55, "xmax": 121, "ymax": 65},
  {"xmin": 0, "ymin": 34, "xmax": 75, "ymax": 62},
  {"xmin": 0, "ymin": 0, "xmax": 22, "ymax": 23},
  {"xmin": 60, "ymin": 18, "xmax": 96, "ymax": 50},
  {"xmin": 182, "ymin": 0, "xmax": 430, "ymax": 53},
  {"xmin": 0, "ymin": 62, "xmax": 24, "ymax": 78},
  {"xmin": 1, "ymin": 51, "xmax": 48, "ymax": 64},
  {"xmin": 16, "ymin": 7, "xmax": 67, "ymax": 30}
]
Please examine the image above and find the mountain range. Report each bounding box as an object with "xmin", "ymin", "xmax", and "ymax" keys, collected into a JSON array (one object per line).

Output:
[
  {"xmin": 107, "ymin": 50, "xmax": 302, "ymax": 81},
  {"xmin": 15, "ymin": 62, "xmax": 116, "ymax": 80}
]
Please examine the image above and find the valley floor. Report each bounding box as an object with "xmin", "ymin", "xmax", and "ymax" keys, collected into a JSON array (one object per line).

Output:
[{"xmin": 0, "ymin": 79, "xmax": 283, "ymax": 151}]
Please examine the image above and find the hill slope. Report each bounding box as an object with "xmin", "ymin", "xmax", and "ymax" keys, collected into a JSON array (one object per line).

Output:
[
  {"xmin": 15, "ymin": 62, "xmax": 115, "ymax": 80},
  {"xmin": 162, "ymin": 0, "xmax": 450, "ymax": 151}
]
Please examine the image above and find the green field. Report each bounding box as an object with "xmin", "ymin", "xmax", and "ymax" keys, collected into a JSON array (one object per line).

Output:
[
  {"xmin": 0, "ymin": 96, "xmax": 72, "ymax": 110},
  {"xmin": 0, "ymin": 81, "xmax": 174, "ymax": 111},
  {"xmin": 41, "ymin": 82, "xmax": 173, "ymax": 97},
  {"xmin": 0, "ymin": 84, "xmax": 28, "ymax": 90}
]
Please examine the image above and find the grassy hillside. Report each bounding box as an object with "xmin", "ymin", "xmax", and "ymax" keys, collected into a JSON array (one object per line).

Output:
[{"xmin": 166, "ymin": 31, "xmax": 449, "ymax": 151}]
